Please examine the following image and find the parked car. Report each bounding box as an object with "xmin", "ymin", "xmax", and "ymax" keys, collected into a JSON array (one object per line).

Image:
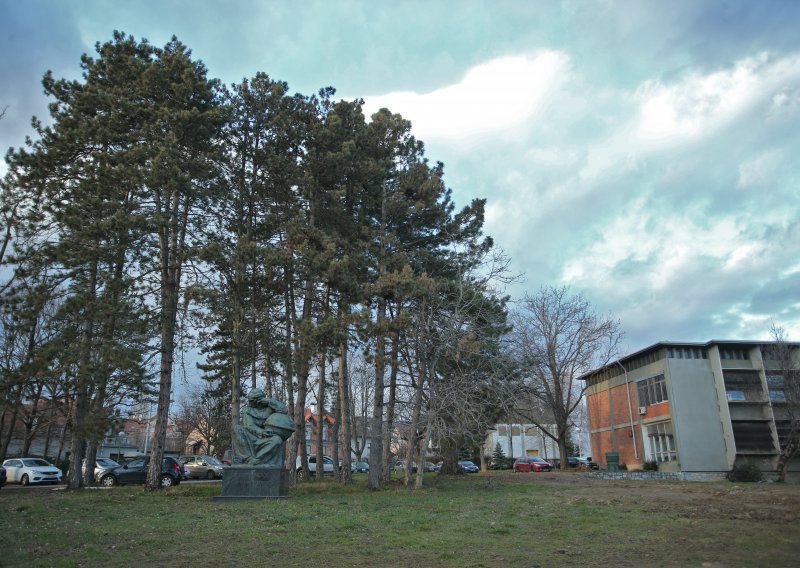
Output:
[
  {"xmin": 393, "ymin": 460, "xmax": 437, "ymax": 473},
  {"xmin": 393, "ymin": 459, "xmax": 410, "ymax": 472},
  {"xmin": 80, "ymin": 457, "xmax": 121, "ymax": 480},
  {"xmin": 350, "ymin": 461, "xmax": 369, "ymax": 473},
  {"xmin": 2, "ymin": 457, "xmax": 63, "ymax": 485},
  {"xmin": 568, "ymin": 456, "xmax": 599, "ymax": 470},
  {"xmin": 179, "ymin": 455, "xmax": 225, "ymax": 479},
  {"xmin": 457, "ymin": 460, "xmax": 479, "ymax": 473},
  {"xmin": 96, "ymin": 456, "xmax": 183, "ymax": 487},
  {"xmin": 0, "ymin": 464, "xmax": 6, "ymax": 489},
  {"xmin": 513, "ymin": 456, "xmax": 553, "ymax": 472},
  {"xmin": 295, "ymin": 455, "xmax": 335, "ymax": 480}
]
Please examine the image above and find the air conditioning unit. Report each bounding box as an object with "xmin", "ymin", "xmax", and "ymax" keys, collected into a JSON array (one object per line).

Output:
[{"xmin": 638, "ymin": 406, "xmax": 647, "ymax": 415}]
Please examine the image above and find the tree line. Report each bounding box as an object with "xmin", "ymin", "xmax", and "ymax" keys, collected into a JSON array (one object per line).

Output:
[{"xmin": 1, "ymin": 32, "xmax": 622, "ymax": 490}]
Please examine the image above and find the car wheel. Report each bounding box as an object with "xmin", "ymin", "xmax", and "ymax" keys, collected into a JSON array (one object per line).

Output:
[
  {"xmin": 100, "ymin": 475, "xmax": 116, "ymax": 487},
  {"xmin": 21, "ymin": 474, "xmax": 29, "ymax": 486},
  {"xmin": 206, "ymin": 470, "xmax": 215, "ymax": 480},
  {"xmin": 160, "ymin": 474, "xmax": 174, "ymax": 488}
]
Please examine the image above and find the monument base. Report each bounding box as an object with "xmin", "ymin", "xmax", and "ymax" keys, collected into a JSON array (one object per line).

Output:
[{"xmin": 214, "ymin": 466, "xmax": 289, "ymax": 501}]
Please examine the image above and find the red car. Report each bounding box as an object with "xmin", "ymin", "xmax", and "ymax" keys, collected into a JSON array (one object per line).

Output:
[{"xmin": 513, "ymin": 456, "xmax": 553, "ymax": 472}]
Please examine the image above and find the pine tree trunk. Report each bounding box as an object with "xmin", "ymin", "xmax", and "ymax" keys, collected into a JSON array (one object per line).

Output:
[
  {"xmin": 381, "ymin": 326, "xmax": 399, "ymax": 484},
  {"xmin": 406, "ymin": 355, "xmax": 426, "ymax": 486},
  {"xmin": 337, "ymin": 303, "xmax": 353, "ymax": 483},
  {"xmin": 147, "ymin": 191, "xmax": 187, "ymax": 490},
  {"xmin": 314, "ymin": 322, "xmax": 327, "ymax": 483},
  {"xmin": 68, "ymin": 259, "xmax": 98, "ymax": 490},
  {"xmin": 369, "ymin": 297, "xmax": 386, "ymax": 489}
]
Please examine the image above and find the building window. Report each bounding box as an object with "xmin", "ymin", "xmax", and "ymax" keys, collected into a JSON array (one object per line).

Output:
[
  {"xmin": 721, "ymin": 347, "xmax": 749, "ymax": 360},
  {"xmin": 731, "ymin": 421, "xmax": 775, "ymax": 452},
  {"xmin": 723, "ymin": 371, "xmax": 763, "ymax": 402},
  {"xmin": 726, "ymin": 389, "xmax": 746, "ymax": 401},
  {"xmin": 637, "ymin": 374, "xmax": 668, "ymax": 407},
  {"xmin": 497, "ymin": 425, "xmax": 508, "ymax": 436},
  {"xmin": 766, "ymin": 374, "xmax": 786, "ymax": 402},
  {"xmin": 647, "ymin": 421, "xmax": 677, "ymax": 462},
  {"xmin": 769, "ymin": 389, "xmax": 787, "ymax": 402}
]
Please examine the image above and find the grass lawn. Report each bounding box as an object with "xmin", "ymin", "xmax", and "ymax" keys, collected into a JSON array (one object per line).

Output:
[{"xmin": 2, "ymin": 471, "xmax": 799, "ymax": 567}]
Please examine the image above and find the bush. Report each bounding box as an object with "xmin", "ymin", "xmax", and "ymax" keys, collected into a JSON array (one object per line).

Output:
[
  {"xmin": 643, "ymin": 460, "xmax": 658, "ymax": 471},
  {"xmin": 727, "ymin": 462, "xmax": 763, "ymax": 483}
]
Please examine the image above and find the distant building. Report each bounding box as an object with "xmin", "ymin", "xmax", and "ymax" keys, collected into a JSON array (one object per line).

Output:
[
  {"xmin": 484, "ymin": 423, "xmax": 559, "ymax": 462},
  {"xmin": 580, "ymin": 340, "xmax": 799, "ymax": 478}
]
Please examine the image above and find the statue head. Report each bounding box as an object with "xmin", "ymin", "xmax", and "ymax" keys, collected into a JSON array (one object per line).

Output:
[{"xmin": 247, "ymin": 388, "xmax": 266, "ymax": 403}]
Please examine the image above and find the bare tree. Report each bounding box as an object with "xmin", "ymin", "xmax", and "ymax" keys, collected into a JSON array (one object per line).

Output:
[
  {"xmin": 765, "ymin": 324, "xmax": 800, "ymax": 482},
  {"xmin": 508, "ymin": 285, "xmax": 622, "ymax": 469},
  {"xmin": 176, "ymin": 383, "xmax": 231, "ymax": 457}
]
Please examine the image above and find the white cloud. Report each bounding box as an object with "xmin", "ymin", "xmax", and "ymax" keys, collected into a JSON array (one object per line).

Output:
[
  {"xmin": 633, "ymin": 53, "xmax": 800, "ymax": 147},
  {"xmin": 362, "ymin": 51, "xmax": 570, "ymax": 148},
  {"xmin": 560, "ymin": 198, "xmax": 767, "ymax": 293}
]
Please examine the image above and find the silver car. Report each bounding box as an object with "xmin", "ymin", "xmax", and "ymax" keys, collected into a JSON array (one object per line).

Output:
[{"xmin": 178, "ymin": 455, "xmax": 225, "ymax": 479}]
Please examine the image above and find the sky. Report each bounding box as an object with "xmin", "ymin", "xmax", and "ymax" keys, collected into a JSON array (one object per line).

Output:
[{"xmin": 2, "ymin": 0, "xmax": 800, "ymax": 359}]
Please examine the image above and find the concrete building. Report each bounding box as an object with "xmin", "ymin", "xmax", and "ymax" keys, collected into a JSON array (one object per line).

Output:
[
  {"xmin": 485, "ymin": 423, "xmax": 560, "ymax": 462},
  {"xmin": 580, "ymin": 340, "xmax": 799, "ymax": 477}
]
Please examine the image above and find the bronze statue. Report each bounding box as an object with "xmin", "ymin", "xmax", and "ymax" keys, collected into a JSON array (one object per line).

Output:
[{"xmin": 232, "ymin": 388, "xmax": 295, "ymax": 467}]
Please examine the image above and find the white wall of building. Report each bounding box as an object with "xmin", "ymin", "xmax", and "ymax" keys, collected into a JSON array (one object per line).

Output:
[{"xmin": 486, "ymin": 424, "xmax": 559, "ymax": 461}]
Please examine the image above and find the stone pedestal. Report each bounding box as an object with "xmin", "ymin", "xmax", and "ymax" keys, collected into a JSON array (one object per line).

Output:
[{"xmin": 214, "ymin": 466, "xmax": 289, "ymax": 500}]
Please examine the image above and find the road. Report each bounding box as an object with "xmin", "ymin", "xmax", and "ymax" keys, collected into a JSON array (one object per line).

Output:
[{"xmin": 1, "ymin": 478, "xmax": 222, "ymax": 491}]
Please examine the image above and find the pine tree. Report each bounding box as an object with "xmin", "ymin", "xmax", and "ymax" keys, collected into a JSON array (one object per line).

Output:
[{"xmin": 492, "ymin": 441, "xmax": 506, "ymax": 469}]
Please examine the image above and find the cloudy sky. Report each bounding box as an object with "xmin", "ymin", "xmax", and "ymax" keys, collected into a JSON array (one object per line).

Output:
[{"xmin": 2, "ymin": 0, "xmax": 800, "ymax": 356}]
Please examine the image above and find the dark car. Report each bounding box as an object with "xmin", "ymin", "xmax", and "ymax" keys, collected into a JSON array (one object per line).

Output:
[
  {"xmin": 350, "ymin": 461, "xmax": 369, "ymax": 473},
  {"xmin": 513, "ymin": 456, "xmax": 553, "ymax": 472},
  {"xmin": 458, "ymin": 460, "xmax": 479, "ymax": 473},
  {"xmin": 96, "ymin": 456, "xmax": 183, "ymax": 487},
  {"xmin": 568, "ymin": 456, "xmax": 599, "ymax": 470}
]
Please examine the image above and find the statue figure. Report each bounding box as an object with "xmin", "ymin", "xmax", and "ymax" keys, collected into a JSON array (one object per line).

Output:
[{"xmin": 232, "ymin": 388, "xmax": 295, "ymax": 467}]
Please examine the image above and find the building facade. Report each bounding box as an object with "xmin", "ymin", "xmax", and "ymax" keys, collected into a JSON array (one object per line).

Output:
[
  {"xmin": 581, "ymin": 340, "xmax": 799, "ymax": 476},
  {"xmin": 485, "ymin": 423, "xmax": 560, "ymax": 462}
]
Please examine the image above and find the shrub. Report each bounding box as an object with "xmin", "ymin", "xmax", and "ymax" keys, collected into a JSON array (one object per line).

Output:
[
  {"xmin": 643, "ymin": 460, "xmax": 658, "ymax": 471},
  {"xmin": 727, "ymin": 462, "xmax": 763, "ymax": 483}
]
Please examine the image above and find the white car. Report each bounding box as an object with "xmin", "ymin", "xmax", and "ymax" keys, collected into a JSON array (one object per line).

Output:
[
  {"xmin": 295, "ymin": 455, "xmax": 334, "ymax": 479},
  {"xmin": 2, "ymin": 457, "xmax": 63, "ymax": 485}
]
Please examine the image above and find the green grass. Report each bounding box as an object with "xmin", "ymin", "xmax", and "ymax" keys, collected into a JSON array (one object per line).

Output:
[{"xmin": 1, "ymin": 473, "xmax": 798, "ymax": 567}]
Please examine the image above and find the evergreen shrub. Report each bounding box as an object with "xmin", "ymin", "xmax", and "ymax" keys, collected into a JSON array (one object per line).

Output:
[{"xmin": 727, "ymin": 462, "xmax": 763, "ymax": 483}]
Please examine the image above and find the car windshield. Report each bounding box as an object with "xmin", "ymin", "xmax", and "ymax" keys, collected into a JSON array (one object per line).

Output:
[
  {"xmin": 96, "ymin": 458, "xmax": 119, "ymax": 468},
  {"xmin": 22, "ymin": 459, "xmax": 51, "ymax": 467},
  {"xmin": 531, "ymin": 457, "xmax": 547, "ymax": 463},
  {"xmin": 459, "ymin": 461, "xmax": 476, "ymax": 466},
  {"xmin": 204, "ymin": 456, "xmax": 222, "ymax": 466}
]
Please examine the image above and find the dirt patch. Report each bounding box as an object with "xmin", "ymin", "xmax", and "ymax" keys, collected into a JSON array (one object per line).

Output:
[{"xmin": 493, "ymin": 470, "xmax": 800, "ymax": 523}]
